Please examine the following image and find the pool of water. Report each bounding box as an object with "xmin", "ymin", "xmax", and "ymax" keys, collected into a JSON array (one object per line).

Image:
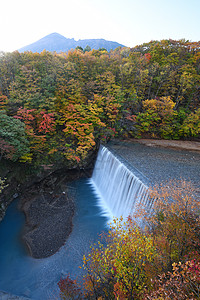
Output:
[{"xmin": 0, "ymin": 178, "xmax": 109, "ymax": 300}]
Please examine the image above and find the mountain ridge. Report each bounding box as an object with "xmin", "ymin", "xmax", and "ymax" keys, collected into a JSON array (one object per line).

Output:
[{"xmin": 19, "ymin": 32, "xmax": 126, "ymax": 53}]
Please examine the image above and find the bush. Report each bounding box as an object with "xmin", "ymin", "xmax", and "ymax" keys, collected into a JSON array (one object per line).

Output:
[
  {"xmin": 58, "ymin": 180, "xmax": 200, "ymax": 299},
  {"xmin": 145, "ymin": 260, "xmax": 200, "ymax": 299}
]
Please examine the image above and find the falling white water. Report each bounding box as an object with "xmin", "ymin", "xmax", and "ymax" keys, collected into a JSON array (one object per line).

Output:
[{"xmin": 91, "ymin": 146, "xmax": 152, "ymax": 219}]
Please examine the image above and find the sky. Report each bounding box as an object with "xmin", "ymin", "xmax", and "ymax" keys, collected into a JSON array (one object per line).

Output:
[{"xmin": 0, "ymin": 0, "xmax": 200, "ymax": 52}]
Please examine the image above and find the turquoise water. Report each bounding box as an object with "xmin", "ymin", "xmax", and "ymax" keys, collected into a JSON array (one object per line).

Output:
[
  {"xmin": 1, "ymin": 144, "xmax": 199, "ymax": 299},
  {"xmin": 0, "ymin": 178, "xmax": 108, "ymax": 299}
]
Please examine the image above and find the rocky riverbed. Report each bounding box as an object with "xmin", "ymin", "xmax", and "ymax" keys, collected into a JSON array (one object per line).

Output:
[
  {"xmin": 108, "ymin": 139, "xmax": 200, "ymax": 192},
  {"xmin": 0, "ymin": 162, "xmax": 93, "ymax": 259},
  {"xmin": 0, "ymin": 149, "xmax": 95, "ymax": 259},
  {"xmin": 1, "ymin": 138, "xmax": 200, "ymax": 259},
  {"xmin": 19, "ymin": 169, "xmax": 92, "ymax": 258}
]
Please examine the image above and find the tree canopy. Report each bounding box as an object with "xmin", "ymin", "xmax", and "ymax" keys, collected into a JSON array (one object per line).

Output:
[{"xmin": 0, "ymin": 39, "xmax": 199, "ymax": 166}]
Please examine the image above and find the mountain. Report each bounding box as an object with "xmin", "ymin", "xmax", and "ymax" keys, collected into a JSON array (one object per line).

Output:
[{"xmin": 18, "ymin": 33, "xmax": 125, "ymax": 53}]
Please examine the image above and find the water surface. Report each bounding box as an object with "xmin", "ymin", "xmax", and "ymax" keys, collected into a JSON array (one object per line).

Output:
[
  {"xmin": 1, "ymin": 143, "xmax": 199, "ymax": 299},
  {"xmin": 0, "ymin": 178, "xmax": 108, "ymax": 299}
]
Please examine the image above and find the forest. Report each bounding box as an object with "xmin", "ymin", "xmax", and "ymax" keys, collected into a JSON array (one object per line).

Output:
[
  {"xmin": 0, "ymin": 39, "xmax": 200, "ymax": 299},
  {"xmin": 0, "ymin": 39, "xmax": 200, "ymax": 168}
]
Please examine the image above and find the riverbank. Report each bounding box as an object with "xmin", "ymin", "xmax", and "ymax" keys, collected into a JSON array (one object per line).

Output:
[
  {"xmin": 0, "ymin": 177, "xmax": 108, "ymax": 299},
  {"xmin": 0, "ymin": 160, "xmax": 93, "ymax": 258},
  {"xmin": 20, "ymin": 169, "xmax": 92, "ymax": 258},
  {"xmin": 131, "ymin": 138, "xmax": 200, "ymax": 152},
  {"xmin": 0, "ymin": 152, "xmax": 95, "ymax": 258},
  {"xmin": 20, "ymin": 138, "xmax": 200, "ymax": 258},
  {"xmin": 1, "ymin": 138, "xmax": 199, "ymax": 258}
]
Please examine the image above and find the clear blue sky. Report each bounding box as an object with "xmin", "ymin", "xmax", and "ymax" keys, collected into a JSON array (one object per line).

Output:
[{"xmin": 0, "ymin": 0, "xmax": 199, "ymax": 52}]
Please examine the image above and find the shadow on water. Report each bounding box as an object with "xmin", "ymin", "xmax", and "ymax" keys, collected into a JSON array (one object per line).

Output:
[{"xmin": 0, "ymin": 178, "xmax": 109, "ymax": 300}]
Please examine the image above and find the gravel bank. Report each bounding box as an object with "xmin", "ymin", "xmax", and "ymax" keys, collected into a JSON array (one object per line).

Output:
[
  {"xmin": 108, "ymin": 139, "xmax": 200, "ymax": 192},
  {"xmin": 19, "ymin": 170, "xmax": 89, "ymax": 259}
]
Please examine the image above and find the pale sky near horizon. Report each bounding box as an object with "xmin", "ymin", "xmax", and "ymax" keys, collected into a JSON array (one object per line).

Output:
[{"xmin": 0, "ymin": 0, "xmax": 199, "ymax": 52}]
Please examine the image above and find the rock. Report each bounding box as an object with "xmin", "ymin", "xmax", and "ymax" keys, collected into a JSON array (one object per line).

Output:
[{"xmin": 13, "ymin": 193, "xmax": 19, "ymax": 199}]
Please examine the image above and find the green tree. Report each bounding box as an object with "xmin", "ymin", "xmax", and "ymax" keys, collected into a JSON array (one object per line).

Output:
[
  {"xmin": 84, "ymin": 45, "xmax": 91, "ymax": 53},
  {"xmin": 0, "ymin": 111, "xmax": 30, "ymax": 161}
]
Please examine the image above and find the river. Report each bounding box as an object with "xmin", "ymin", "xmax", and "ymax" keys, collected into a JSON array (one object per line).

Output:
[
  {"xmin": 0, "ymin": 142, "xmax": 199, "ymax": 299},
  {"xmin": 0, "ymin": 178, "xmax": 108, "ymax": 299}
]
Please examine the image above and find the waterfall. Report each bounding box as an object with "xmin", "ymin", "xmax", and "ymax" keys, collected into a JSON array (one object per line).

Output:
[{"xmin": 90, "ymin": 146, "xmax": 152, "ymax": 219}]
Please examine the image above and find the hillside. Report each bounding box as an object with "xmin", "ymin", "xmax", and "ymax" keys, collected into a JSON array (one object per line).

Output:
[
  {"xmin": 18, "ymin": 32, "xmax": 125, "ymax": 53},
  {"xmin": 0, "ymin": 39, "xmax": 199, "ymax": 169}
]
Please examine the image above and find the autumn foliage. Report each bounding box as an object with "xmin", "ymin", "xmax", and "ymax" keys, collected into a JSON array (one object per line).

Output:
[
  {"xmin": 135, "ymin": 180, "xmax": 200, "ymax": 274},
  {"xmin": 81, "ymin": 217, "xmax": 155, "ymax": 299},
  {"xmin": 0, "ymin": 39, "xmax": 200, "ymax": 297},
  {"xmin": 0, "ymin": 39, "xmax": 199, "ymax": 167},
  {"xmin": 58, "ymin": 275, "xmax": 82, "ymax": 299},
  {"xmin": 58, "ymin": 180, "xmax": 200, "ymax": 299},
  {"xmin": 145, "ymin": 260, "xmax": 200, "ymax": 299}
]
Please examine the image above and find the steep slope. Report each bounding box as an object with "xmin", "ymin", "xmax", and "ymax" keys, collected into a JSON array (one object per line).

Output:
[{"xmin": 19, "ymin": 33, "xmax": 77, "ymax": 53}]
